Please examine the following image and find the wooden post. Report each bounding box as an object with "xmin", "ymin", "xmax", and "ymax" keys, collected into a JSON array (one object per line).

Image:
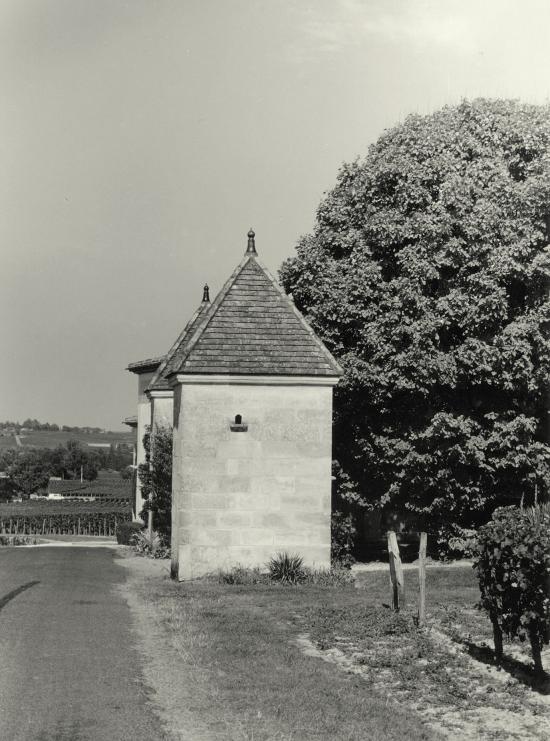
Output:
[
  {"xmin": 529, "ymin": 627, "xmax": 544, "ymax": 675},
  {"xmin": 147, "ymin": 509, "xmax": 153, "ymax": 544},
  {"xmin": 387, "ymin": 531, "xmax": 404, "ymax": 611},
  {"xmin": 418, "ymin": 532, "xmax": 427, "ymax": 626}
]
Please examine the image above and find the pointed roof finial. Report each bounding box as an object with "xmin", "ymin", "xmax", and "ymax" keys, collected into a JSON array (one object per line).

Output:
[
  {"xmin": 202, "ymin": 284, "xmax": 210, "ymax": 303},
  {"xmin": 246, "ymin": 228, "xmax": 257, "ymax": 255}
]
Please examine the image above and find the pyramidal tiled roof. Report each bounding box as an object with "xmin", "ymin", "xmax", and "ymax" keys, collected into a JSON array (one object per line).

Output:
[{"xmin": 162, "ymin": 231, "xmax": 343, "ymax": 379}]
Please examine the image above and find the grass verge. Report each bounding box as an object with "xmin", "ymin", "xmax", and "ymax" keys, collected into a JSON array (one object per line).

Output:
[
  {"xmin": 120, "ymin": 557, "xmax": 549, "ymax": 741},
  {"xmin": 121, "ymin": 557, "xmax": 436, "ymax": 741}
]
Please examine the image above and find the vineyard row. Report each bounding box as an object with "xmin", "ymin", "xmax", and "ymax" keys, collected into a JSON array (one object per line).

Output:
[
  {"xmin": 0, "ymin": 500, "xmax": 132, "ymax": 516},
  {"xmin": 0, "ymin": 512, "xmax": 132, "ymax": 537}
]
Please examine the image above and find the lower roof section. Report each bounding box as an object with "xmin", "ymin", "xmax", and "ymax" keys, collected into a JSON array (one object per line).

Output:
[{"xmin": 126, "ymin": 356, "xmax": 164, "ymax": 374}]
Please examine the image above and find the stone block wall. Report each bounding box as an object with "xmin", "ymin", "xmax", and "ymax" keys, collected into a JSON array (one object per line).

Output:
[
  {"xmin": 150, "ymin": 393, "xmax": 174, "ymax": 431},
  {"xmin": 171, "ymin": 381, "xmax": 334, "ymax": 580}
]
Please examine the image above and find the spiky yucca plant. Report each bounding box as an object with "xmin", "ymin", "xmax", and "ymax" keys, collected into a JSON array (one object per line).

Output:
[{"xmin": 268, "ymin": 552, "xmax": 306, "ymax": 584}]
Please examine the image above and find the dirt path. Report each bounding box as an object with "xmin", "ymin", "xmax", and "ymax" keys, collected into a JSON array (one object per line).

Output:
[{"xmin": 114, "ymin": 553, "xmax": 219, "ymax": 741}]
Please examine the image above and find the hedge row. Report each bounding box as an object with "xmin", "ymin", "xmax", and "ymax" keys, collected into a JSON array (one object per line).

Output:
[
  {"xmin": 0, "ymin": 499, "xmax": 131, "ymax": 516},
  {"xmin": 473, "ymin": 504, "xmax": 550, "ymax": 675}
]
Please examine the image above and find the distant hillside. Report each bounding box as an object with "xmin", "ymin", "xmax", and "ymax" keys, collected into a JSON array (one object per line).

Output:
[
  {"xmin": 0, "ymin": 427, "xmax": 134, "ymax": 450},
  {"xmin": 0, "ymin": 419, "xmax": 126, "ymax": 434}
]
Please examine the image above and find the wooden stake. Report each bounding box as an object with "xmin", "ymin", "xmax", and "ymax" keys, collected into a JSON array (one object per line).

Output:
[
  {"xmin": 387, "ymin": 531, "xmax": 404, "ymax": 611},
  {"xmin": 418, "ymin": 532, "xmax": 427, "ymax": 626},
  {"xmin": 147, "ymin": 509, "xmax": 153, "ymax": 544}
]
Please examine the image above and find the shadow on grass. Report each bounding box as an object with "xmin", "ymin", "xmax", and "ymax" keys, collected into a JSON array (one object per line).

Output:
[
  {"xmin": 456, "ymin": 637, "xmax": 550, "ymax": 695},
  {"xmin": 0, "ymin": 580, "xmax": 40, "ymax": 612}
]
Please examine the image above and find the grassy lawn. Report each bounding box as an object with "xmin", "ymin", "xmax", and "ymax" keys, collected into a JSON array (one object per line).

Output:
[{"xmin": 123, "ymin": 558, "xmax": 550, "ymax": 741}]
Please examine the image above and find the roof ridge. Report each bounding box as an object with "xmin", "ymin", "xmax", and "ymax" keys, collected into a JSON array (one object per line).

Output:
[{"xmin": 164, "ymin": 252, "xmax": 254, "ymax": 378}]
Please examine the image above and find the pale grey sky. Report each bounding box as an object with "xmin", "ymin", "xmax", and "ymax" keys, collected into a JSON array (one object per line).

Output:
[{"xmin": 2, "ymin": 0, "xmax": 550, "ymax": 429}]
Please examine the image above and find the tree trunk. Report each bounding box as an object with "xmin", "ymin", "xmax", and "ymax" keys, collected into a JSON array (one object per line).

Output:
[
  {"xmin": 418, "ymin": 532, "xmax": 427, "ymax": 626},
  {"xmin": 491, "ymin": 612, "xmax": 503, "ymax": 663}
]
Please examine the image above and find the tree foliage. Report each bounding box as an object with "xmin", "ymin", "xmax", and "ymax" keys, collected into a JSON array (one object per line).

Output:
[
  {"xmin": 0, "ymin": 440, "xmax": 131, "ymax": 499},
  {"xmin": 138, "ymin": 426, "xmax": 172, "ymax": 545},
  {"xmin": 280, "ymin": 99, "xmax": 550, "ymax": 531},
  {"xmin": 1, "ymin": 450, "xmax": 52, "ymax": 498}
]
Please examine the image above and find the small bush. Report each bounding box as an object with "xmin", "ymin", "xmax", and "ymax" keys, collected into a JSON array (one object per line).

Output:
[
  {"xmin": 331, "ymin": 511, "xmax": 356, "ymax": 568},
  {"xmin": 301, "ymin": 566, "xmax": 355, "ymax": 587},
  {"xmin": 131, "ymin": 530, "xmax": 170, "ymax": 558},
  {"xmin": 218, "ymin": 565, "xmax": 267, "ymax": 585},
  {"xmin": 435, "ymin": 523, "xmax": 477, "ymax": 560},
  {"xmin": 138, "ymin": 426, "xmax": 172, "ymax": 545},
  {"xmin": 116, "ymin": 520, "xmax": 143, "ymax": 545},
  {"xmin": 217, "ymin": 563, "xmax": 353, "ymax": 588},
  {"xmin": 268, "ymin": 552, "xmax": 306, "ymax": 584},
  {"xmin": 0, "ymin": 535, "xmax": 38, "ymax": 546},
  {"xmin": 473, "ymin": 505, "xmax": 550, "ymax": 674}
]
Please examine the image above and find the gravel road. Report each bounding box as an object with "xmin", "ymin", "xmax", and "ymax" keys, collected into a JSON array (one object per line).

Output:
[{"xmin": 0, "ymin": 546, "xmax": 171, "ymax": 741}]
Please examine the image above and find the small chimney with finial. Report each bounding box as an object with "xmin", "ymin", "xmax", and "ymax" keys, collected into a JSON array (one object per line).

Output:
[
  {"xmin": 202, "ymin": 284, "xmax": 210, "ymax": 303},
  {"xmin": 246, "ymin": 228, "xmax": 257, "ymax": 255}
]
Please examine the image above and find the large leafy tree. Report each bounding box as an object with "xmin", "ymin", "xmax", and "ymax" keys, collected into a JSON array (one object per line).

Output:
[
  {"xmin": 280, "ymin": 99, "xmax": 550, "ymax": 533},
  {"xmin": 61, "ymin": 440, "xmax": 101, "ymax": 480},
  {"xmin": 0, "ymin": 441, "xmax": 103, "ymax": 498},
  {"xmin": 2, "ymin": 450, "xmax": 52, "ymax": 498}
]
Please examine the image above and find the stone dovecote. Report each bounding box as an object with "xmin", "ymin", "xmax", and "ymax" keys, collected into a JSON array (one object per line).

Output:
[{"xmin": 166, "ymin": 230, "xmax": 342, "ymax": 580}]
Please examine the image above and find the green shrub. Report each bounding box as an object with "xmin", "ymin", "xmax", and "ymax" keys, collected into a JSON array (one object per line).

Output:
[
  {"xmin": 0, "ymin": 535, "xmax": 38, "ymax": 546},
  {"xmin": 268, "ymin": 552, "xmax": 307, "ymax": 584},
  {"xmin": 116, "ymin": 520, "xmax": 143, "ymax": 545},
  {"xmin": 138, "ymin": 426, "xmax": 172, "ymax": 546},
  {"xmin": 301, "ymin": 566, "xmax": 355, "ymax": 587},
  {"xmin": 331, "ymin": 511, "xmax": 356, "ymax": 568},
  {"xmin": 218, "ymin": 566, "xmax": 267, "ymax": 585},
  {"xmin": 217, "ymin": 563, "xmax": 354, "ymax": 588},
  {"xmin": 131, "ymin": 530, "xmax": 170, "ymax": 558},
  {"xmin": 473, "ymin": 505, "xmax": 550, "ymax": 674},
  {"xmin": 434, "ymin": 523, "xmax": 477, "ymax": 560}
]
